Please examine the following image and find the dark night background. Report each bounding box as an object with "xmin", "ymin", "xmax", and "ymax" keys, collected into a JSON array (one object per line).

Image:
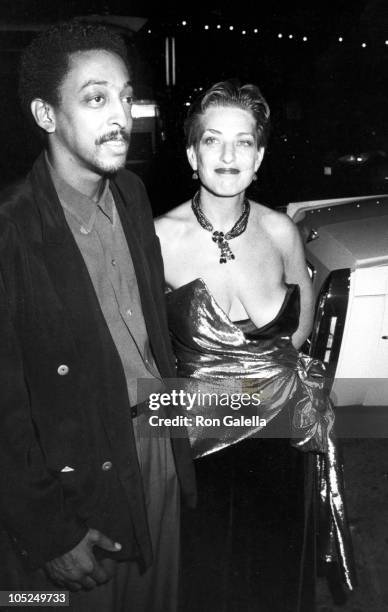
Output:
[
  {"xmin": 1, "ymin": 5, "xmax": 388, "ymax": 610},
  {"xmin": 0, "ymin": 0, "xmax": 387, "ymax": 212}
]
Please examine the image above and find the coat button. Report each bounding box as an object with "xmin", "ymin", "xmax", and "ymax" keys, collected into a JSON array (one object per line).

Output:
[
  {"xmin": 57, "ymin": 364, "xmax": 69, "ymax": 376},
  {"xmin": 102, "ymin": 461, "xmax": 113, "ymax": 471}
]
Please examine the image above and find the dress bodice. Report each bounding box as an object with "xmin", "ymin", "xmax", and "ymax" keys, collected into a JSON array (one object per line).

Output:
[
  {"xmin": 165, "ymin": 276, "xmax": 332, "ymax": 460},
  {"xmin": 166, "ymin": 278, "xmax": 300, "ymax": 379}
]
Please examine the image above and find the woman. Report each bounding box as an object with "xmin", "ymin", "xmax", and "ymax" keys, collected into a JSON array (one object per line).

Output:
[
  {"xmin": 155, "ymin": 81, "xmax": 354, "ymax": 611},
  {"xmin": 156, "ymin": 82, "xmax": 313, "ymax": 348}
]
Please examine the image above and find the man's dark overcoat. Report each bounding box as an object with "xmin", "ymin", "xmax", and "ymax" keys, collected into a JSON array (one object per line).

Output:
[{"xmin": 0, "ymin": 153, "xmax": 196, "ymax": 571}]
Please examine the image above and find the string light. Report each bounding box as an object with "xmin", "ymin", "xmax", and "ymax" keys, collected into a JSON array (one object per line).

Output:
[{"xmin": 153, "ymin": 23, "xmax": 388, "ymax": 48}]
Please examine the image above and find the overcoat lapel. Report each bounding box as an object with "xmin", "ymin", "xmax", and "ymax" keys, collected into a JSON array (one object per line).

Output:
[
  {"xmin": 110, "ymin": 179, "xmax": 170, "ymax": 376},
  {"xmin": 29, "ymin": 155, "xmax": 116, "ymax": 359}
]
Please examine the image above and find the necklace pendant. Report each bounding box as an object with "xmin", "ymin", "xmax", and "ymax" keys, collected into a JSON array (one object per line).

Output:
[
  {"xmin": 191, "ymin": 191, "xmax": 250, "ymax": 265},
  {"xmin": 218, "ymin": 238, "xmax": 234, "ymax": 264}
]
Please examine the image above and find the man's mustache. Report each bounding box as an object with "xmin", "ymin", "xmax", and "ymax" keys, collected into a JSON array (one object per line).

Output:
[{"xmin": 96, "ymin": 130, "xmax": 131, "ymax": 145}]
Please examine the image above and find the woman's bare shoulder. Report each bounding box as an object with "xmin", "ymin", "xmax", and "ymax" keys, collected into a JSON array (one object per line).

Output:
[
  {"xmin": 250, "ymin": 200, "xmax": 298, "ymax": 241},
  {"xmin": 154, "ymin": 200, "xmax": 192, "ymax": 240}
]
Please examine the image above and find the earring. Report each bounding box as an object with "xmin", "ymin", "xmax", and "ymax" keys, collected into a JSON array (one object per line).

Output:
[
  {"xmin": 252, "ymin": 173, "xmax": 257, "ymax": 182},
  {"xmin": 192, "ymin": 171, "xmax": 198, "ymax": 180}
]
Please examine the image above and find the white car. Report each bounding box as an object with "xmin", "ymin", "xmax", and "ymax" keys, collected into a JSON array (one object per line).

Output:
[{"xmin": 287, "ymin": 194, "xmax": 388, "ymax": 435}]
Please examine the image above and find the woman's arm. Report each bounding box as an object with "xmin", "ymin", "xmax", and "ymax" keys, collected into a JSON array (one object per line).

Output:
[
  {"xmin": 274, "ymin": 214, "xmax": 314, "ymax": 349},
  {"xmin": 154, "ymin": 215, "xmax": 173, "ymax": 286},
  {"xmin": 154, "ymin": 202, "xmax": 191, "ymax": 289}
]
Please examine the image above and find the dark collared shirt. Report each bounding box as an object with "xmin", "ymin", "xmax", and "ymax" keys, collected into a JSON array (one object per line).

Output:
[{"xmin": 48, "ymin": 161, "xmax": 161, "ymax": 406}]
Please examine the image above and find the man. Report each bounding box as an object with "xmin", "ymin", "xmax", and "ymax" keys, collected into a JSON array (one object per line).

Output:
[{"xmin": 0, "ymin": 21, "xmax": 195, "ymax": 611}]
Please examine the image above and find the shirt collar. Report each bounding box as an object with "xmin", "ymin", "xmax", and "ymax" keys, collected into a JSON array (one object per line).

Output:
[{"xmin": 46, "ymin": 154, "xmax": 114, "ymax": 233}]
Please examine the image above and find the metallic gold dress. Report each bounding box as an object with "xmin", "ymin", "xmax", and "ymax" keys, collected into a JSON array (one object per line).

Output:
[{"xmin": 166, "ymin": 278, "xmax": 356, "ymax": 611}]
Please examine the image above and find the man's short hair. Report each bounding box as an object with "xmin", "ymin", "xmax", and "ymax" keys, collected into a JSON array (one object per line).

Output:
[{"xmin": 19, "ymin": 20, "xmax": 130, "ymax": 119}]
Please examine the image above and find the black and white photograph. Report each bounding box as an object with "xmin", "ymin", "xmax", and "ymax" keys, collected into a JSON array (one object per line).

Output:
[{"xmin": 0, "ymin": 1, "xmax": 387, "ymax": 610}]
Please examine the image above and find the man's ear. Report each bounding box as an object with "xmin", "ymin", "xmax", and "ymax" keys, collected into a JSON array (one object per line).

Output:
[
  {"xmin": 255, "ymin": 146, "xmax": 265, "ymax": 172},
  {"xmin": 30, "ymin": 99, "xmax": 56, "ymax": 134},
  {"xmin": 186, "ymin": 145, "xmax": 198, "ymax": 171}
]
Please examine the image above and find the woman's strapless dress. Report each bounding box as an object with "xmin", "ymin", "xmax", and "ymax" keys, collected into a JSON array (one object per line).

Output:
[
  {"xmin": 167, "ymin": 278, "xmax": 332, "ymax": 458},
  {"xmin": 166, "ymin": 279, "xmax": 356, "ymax": 611}
]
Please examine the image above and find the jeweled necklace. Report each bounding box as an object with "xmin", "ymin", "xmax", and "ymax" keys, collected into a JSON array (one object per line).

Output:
[{"xmin": 191, "ymin": 191, "xmax": 250, "ymax": 264}]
